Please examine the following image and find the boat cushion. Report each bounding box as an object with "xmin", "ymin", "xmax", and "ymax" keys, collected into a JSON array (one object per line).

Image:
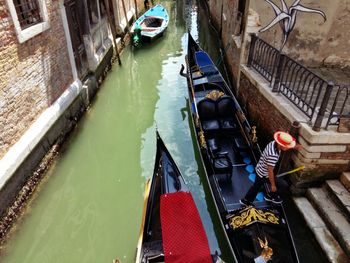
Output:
[
  {"xmin": 217, "ymin": 96, "xmax": 237, "ymax": 131},
  {"xmin": 195, "ymin": 51, "xmax": 219, "ymax": 76},
  {"xmin": 213, "ymin": 156, "xmax": 231, "ymax": 171},
  {"xmin": 234, "ymin": 137, "xmax": 248, "ymax": 151},
  {"xmin": 207, "ymin": 138, "xmax": 219, "ymax": 153},
  {"xmin": 197, "ymin": 98, "xmax": 220, "ymax": 132},
  {"xmin": 160, "ymin": 192, "xmax": 212, "ymax": 263},
  {"xmin": 201, "ymin": 120, "xmax": 220, "ymax": 131}
]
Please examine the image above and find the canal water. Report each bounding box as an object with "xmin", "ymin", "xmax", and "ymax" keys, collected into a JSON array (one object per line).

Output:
[
  {"xmin": 1, "ymin": 1, "xmax": 231, "ymax": 262},
  {"xmin": 1, "ymin": 1, "xmax": 325, "ymax": 263}
]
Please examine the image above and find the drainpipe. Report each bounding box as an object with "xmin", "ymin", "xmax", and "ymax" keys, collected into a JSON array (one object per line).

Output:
[
  {"xmin": 220, "ymin": 0, "xmax": 223, "ymax": 38},
  {"xmin": 133, "ymin": 0, "xmax": 138, "ymax": 18},
  {"xmin": 313, "ymin": 82, "xmax": 334, "ymax": 131},
  {"xmin": 96, "ymin": 0, "xmax": 103, "ymax": 50},
  {"xmin": 59, "ymin": 0, "xmax": 78, "ymax": 81}
]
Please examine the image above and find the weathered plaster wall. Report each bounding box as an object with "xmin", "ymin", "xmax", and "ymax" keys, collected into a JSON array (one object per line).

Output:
[
  {"xmin": 250, "ymin": 0, "xmax": 350, "ymax": 69},
  {"xmin": 208, "ymin": 0, "xmax": 249, "ymax": 90},
  {"xmin": 0, "ymin": 0, "xmax": 73, "ymax": 159}
]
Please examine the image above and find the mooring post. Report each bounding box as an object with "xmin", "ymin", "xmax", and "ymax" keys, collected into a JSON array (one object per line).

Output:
[
  {"xmin": 247, "ymin": 33, "xmax": 257, "ymax": 67},
  {"xmin": 313, "ymin": 82, "xmax": 334, "ymax": 131},
  {"xmin": 133, "ymin": 0, "xmax": 138, "ymax": 18},
  {"xmin": 105, "ymin": 0, "xmax": 121, "ymax": 65},
  {"xmin": 272, "ymin": 53, "xmax": 285, "ymax": 92}
]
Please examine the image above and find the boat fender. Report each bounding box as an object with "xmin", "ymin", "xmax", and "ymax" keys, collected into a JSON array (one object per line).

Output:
[{"xmin": 133, "ymin": 25, "xmax": 142, "ymax": 47}]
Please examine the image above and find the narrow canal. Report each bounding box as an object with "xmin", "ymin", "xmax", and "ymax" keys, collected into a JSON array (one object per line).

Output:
[
  {"xmin": 1, "ymin": 1, "xmax": 232, "ymax": 262},
  {"xmin": 1, "ymin": 1, "xmax": 326, "ymax": 263}
]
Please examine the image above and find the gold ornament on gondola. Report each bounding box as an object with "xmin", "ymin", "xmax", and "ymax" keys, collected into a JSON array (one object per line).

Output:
[
  {"xmin": 205, "ymin": 90, "xmax": 224, "ymax": 100},
  {"xmin": 258, "ymin": 237, "xmax": 273, "ymax": 261},
  {"xmin": 251, "ymin": 126, "xmax": 258, "ymax": 143},
  {"xmin": 228, "ymin": 207, "xmax": 279, "ymax": 229},
  {"xmin": 199, "ymin": 131, "xmax": 207, "ymax": 149},
  {"xmin": 194, "ymin": 116, "xmax": 200, "ymax": 128}
]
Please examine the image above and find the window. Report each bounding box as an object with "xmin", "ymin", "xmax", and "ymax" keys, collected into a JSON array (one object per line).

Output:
[
  {"xmin": 6, "ymin": 0, "xmax": 49, "ymax": 43},
  {"xmin": 14, "ymin": 0, "xmax": 42, "ymax": 29},
  {"xmin": 87, "ymin": 0, "xmax": 107, "ymax": 26}
]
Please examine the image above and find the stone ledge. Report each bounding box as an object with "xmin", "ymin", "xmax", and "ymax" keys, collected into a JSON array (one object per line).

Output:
[
  {"xmin": 307, "ymin": 187, "xmax": 350, "ymax": 257},
  {"xmin": 0, "ymin": 80, "xmax": 82, "ymax": 191},
  {"xmin": 325, "ymin": 180, "xmax": 350, "ymax": 219},
  {"xmin": 293, "ymin": 153, "xmax": 349, "ymax": 165},
  {"xmin": 293, "ymin": 197, "xmax": 348, "ymax": 263},
  {"xmin": 240, "ymin": 66, "xmax": 350, "ymax": 145},
  {"xmin": 299, "ymin": 123, "xmax": 350, "ymax": 145},
  {"xmin": 299, "ymin": 148, "xmax": 321, "ymax": 159},
  {"xmin": 298, "ymin": 136, "xmax": 347, "ymax": 153},
  {"xmin": 240, "ymin": 66, "xmax": 307, "ymax": 123},
  {"xmin": 340, "ymin": 172, "xmax": 350, "ymax": 192}
]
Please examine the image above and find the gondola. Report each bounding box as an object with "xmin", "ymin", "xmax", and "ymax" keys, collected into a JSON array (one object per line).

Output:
[
  {"xmin": 135, "ymin": 131, "xmax": 217, "ymax": 263},
  {"xmin": 131, "ymin": 4, "xmax": 169, "ymax": 47},
  {"xmin": 181, "ymin": 33, "xmax": 300, "ymax": 263}
]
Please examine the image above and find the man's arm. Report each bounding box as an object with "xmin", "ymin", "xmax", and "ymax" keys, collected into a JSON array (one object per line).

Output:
[{"xmin": 268, "ymin": 165, "xmax": 277, "ymax": 192}]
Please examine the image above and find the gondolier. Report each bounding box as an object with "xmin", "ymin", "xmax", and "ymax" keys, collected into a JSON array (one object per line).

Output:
[{"xmin": 240, "ymin": 131, "xmax": 300, "ymax": 205}]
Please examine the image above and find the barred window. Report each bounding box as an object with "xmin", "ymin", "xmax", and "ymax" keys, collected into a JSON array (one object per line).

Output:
[
  {"xmin": 14, "ymin": 0, "xmax": 42, "ymax": 29},
  {"xmin": 6, "ymin": 0, "xmax": 49, "ymax": 43}
]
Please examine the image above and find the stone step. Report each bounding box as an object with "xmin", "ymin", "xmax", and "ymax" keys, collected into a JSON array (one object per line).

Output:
[
  {"xmin": 325, "ymin": 180, "xmax": 350, "ymax": 220},
  {"xmin": 340, "ymin": 172, "xmax": 350, "ymax": 192},
  {"xmin": 307, "ymin": 187, "xmax": 350, "ymax": 258},
  {"xmin": 293, "ymin": 197, "xmax": 348, "ymax": 263}
]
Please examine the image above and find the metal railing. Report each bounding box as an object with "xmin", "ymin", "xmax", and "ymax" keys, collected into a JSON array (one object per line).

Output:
[
  {"xmin": 247, "ymin": 34, "xmax": 350, "ymax": 131},
  {"xmin": 247, "ymin": 36, "xmax": 279, "ymax": 83}
]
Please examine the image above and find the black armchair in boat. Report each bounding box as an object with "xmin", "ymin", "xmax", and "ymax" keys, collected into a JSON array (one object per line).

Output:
[
  {"xmin": 197, "ymin": 98, "xmax": 220, "ymax": 135},
  {"xmin": 207, "ymin": 138, "xmax": 233, "ymax": 182},
  {"xmin": 216, "ymin": 96, "xmax": 237, "ymax": 132}
]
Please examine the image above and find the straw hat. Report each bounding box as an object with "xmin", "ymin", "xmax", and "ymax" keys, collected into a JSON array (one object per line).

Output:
[{"xmin": 274, "ymin": 131, "xmax": 296, "ymax": 149}]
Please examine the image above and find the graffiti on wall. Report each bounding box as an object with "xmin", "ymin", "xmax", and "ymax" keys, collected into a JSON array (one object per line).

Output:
[{"xmin": 259, "ymin": 0, "xmax": 326, "ymax": 50}]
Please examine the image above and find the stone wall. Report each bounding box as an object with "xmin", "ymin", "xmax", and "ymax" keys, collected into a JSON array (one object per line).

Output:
[
  {"xmin": 208, "ymin": 0, "xmax": 250, "ymax": 91},
  {"xmin": 239, "ymin": 74, "xmax": 292, "ymax": 137},
  {"xmin": 0, "ymin": 0, "xmax": 73, "ymax": 159}
]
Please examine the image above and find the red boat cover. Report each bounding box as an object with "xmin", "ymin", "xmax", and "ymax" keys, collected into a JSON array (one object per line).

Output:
[{"xmin": 160, "ymin": 192, "xmax": 212, "ymax": 263}]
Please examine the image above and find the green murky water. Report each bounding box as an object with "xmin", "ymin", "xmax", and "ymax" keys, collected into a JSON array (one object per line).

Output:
[
  {"xmin": 1, "ymin": 0, "xmax": 326, "ymax": 262},
  {"xmin": 1, "ymin": 1, "xmax": 232, "ymax": 262}
]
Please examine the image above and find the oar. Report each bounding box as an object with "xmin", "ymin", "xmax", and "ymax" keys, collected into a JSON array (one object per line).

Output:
[{"xmin": 276, "ymin": 166, "xmax": 305, "ymax": 178}]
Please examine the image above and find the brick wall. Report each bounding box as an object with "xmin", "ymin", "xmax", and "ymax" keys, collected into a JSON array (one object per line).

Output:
[
  {"xmin": 0, "ymin": 0, "xmax": 73, "ymax": 158},
  {"xmin": 238, "ymin": 73, "xmax": 292, "ymax": 139},
  {"xmin": 208, "ymin": 0, "xmax": 249, "ymax": 91}
]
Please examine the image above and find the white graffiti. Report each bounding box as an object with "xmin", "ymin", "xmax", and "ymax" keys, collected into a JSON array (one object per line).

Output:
[{"xmin": 260, "ymin": 0, "xmax": 326, "ymax": 50}]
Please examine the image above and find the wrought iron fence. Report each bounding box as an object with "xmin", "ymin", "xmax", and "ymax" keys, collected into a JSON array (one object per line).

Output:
[
  {"xmin": 247, "ymin": 34, "xmax": 350, "ymax": 131},
  {"xmin": 247, "ymin": 35, "xmax": 279, "ymax": 83}
]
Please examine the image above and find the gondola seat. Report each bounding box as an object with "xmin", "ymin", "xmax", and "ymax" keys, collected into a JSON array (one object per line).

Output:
[
  {"xmin": 217, "ymin": 96, "xmax": 237, "ymax": 132},
  {"xmin": 195, "ymin": 51, "xmax": 219, "ymax": 76},
  {"xmin": 207, "ymin": 138, "xmax": 233, "ymax": 182},
  {"xmin": 197, "ymin": 98, "xmax": 220, "ymax": 134}
]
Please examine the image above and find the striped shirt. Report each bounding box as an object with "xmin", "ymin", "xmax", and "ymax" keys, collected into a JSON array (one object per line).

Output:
[{"xmin": 256, "ymin": 141, "xmax": 281, "ymax": 178}]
